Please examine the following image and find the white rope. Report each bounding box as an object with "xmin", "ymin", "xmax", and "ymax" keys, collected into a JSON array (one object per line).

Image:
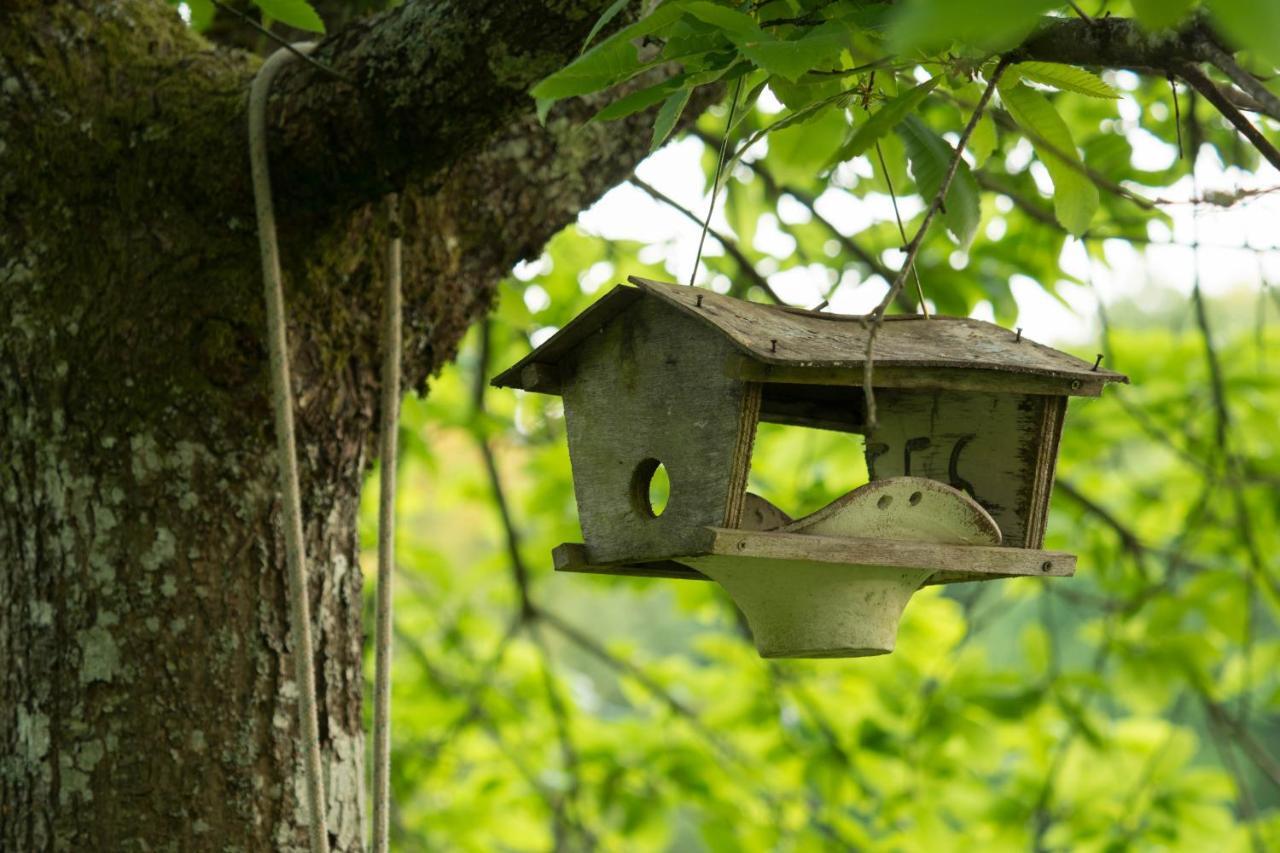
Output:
[
  {"xmin": 251, "ymin": 43, "xmax": 404, "ymax": 853},
  {"xmin": 372, "ymin": 194, "xmax": 402, "ymax": 853},
  {"xmin": 249, "ymin": 43, "xmax": 330, "ymax": 853}
]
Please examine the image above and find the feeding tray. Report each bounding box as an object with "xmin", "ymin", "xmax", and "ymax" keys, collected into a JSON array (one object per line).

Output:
[{"xmin": 494, "ymin": 278, "xmax": 1125, "ymax": 658}]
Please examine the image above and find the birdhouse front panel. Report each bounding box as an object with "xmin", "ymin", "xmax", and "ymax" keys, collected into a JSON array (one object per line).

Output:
[
  {"xmin": 864, "ymin": 389, "xmax": 1065, "ymax": 550},
  {"xmin": 558, "ymin": 296, "xmax": 760, "ymax": 565}
]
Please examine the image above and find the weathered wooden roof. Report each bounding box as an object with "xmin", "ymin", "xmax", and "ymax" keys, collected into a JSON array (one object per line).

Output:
[{"xmin": 492, "ymin": 277, "xmax": 1128, "ymax": 396}]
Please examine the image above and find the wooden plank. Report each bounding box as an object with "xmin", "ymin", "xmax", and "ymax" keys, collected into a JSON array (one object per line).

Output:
[
  {"xmin": 560, "ymin": 296, "xmax": 760, "ymax": 564},
  {"xmin": 696, "ymin": 527, "xmax": 1076, "ymax": 577},
  {"xmin": 864, "ymin": 389, "xmax": 1055, "ymax": 548},
  {"xmin": 490, "ymin": 284, "xmax": 641, "ymax": 390},
  {"xmin": 1023, "ymin": 395, "xmax": 1066, "ymax": 549},
  {"xmin": 635, "ymin": 277, "xmax": 1127, "ymax": 394},
  {"xmin": 519, "ymin": 362, "xmax": 560, "ymax": 394},
  {"xmin": 547, "ymin": 532, "xmax": 1070, "ymax": 578},
  {"xmin": 552, "ymin": 543, "xmax": 705, "ymax": 580},
  {"xmin": 731, "ymin": 356, "xmax": 1106, "ymax": 398}
]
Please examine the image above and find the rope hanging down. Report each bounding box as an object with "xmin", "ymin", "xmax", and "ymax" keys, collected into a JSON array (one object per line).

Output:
[{"xmin": 250, "ymin": 44, "xmax": 403, "ymax": 853}]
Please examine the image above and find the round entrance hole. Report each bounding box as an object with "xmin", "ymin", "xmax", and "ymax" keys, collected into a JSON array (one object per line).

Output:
[{"xmin": 630, "ymin": 458, "xmax": 671, "ymax": 518}]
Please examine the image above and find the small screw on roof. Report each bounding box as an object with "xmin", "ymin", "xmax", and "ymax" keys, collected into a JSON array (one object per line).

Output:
[
  {"xmin": 1092, "ymin": 353, "xmax": 1104, "ymax": 372},
  {"xmin": 1015, "ymin": 327, "xmax": 1023, "ymax": 343}
]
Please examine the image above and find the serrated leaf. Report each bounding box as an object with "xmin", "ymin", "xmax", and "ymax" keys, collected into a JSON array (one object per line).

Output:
[
  {"xmin": 739, "ymin": 25, "xmax": 849, "ymax": 82},
  {"xmin": 582, "ymin": 0, "xmax": 632, "ymax": 53},
  {"xmin": 252, "ymin": 0, "xmax": 324, "ymax": 33},
  {"xmin": 998, "ymin": 80, "xmax": 1099, "ymax": 235},
  {"xmin": 531, "ymin": 3, "xmax": 685, "ymax": 101},
  {"xmin": 896, "ymin": 115, "xmax": 981, "ymax": 247},
  {"xmin": 1016, "ymin": 62, "xmax": 1119, "ymax": 99},
  {"xmin": 651, "ymin": 87, "xmax": 692, "ymax": 151},
  {"xmin": 1132, "ymin": 0, "xmax": 1196, "ymax": 30},
  {"xmin": 830, "ymin": 76, "xmax": 939, "ymax": 166}
]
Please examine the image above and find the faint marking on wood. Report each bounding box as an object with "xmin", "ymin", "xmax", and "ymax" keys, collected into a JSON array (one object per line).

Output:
[{"xmin": 866, "ymin": 389, "xmax": 1058, "ymax": 548}]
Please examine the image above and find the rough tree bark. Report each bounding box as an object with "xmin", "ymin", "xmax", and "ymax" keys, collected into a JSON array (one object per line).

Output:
[
  {"xmin": 0, "ymin": 1, "xmax": 684, "ymax": 849},
  {"xmin": 0, "ymin": 1, "xmax": 1255, "ymax": 849}
]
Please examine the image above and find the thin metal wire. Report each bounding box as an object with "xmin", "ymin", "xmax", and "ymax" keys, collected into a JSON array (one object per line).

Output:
[
  {"xmin": 249, "ymin": 43, "xmax": 330, "ymax": 853},
  {"xmin": 210, "ymin": 0, "xmax": 352, "ymax": 84},
  {"xmin": 875, "ymin": 141, "xmax": 930, "ymax": 318},
  {"xmin": 689, "ymin": 77, "xmax": 744, "ymax": 286},
  {"xmin": 372, "ymin": 195, "xmax": 402, "ymax": 853}
]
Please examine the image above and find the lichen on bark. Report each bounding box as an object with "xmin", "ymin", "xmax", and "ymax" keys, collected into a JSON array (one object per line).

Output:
[{"xmin": 0, "ymin": 0, "xmax": 702, "ymax": 848}]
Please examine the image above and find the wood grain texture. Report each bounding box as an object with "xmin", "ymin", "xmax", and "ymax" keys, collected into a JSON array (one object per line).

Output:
[
  {"xmin": 865, "ymin": 389, "xmax": 1059, "ymax": 549},
  {"xmin": 560, "ymin": 297, "xmax": 758, "ymax": 564},
  {"xmin": 493, "ymin": 280, "xmax": 1128, "ymax": 395}
]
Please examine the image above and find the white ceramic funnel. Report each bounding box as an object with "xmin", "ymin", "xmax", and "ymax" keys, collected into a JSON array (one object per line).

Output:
[{"xmin": 684, "ymin": 477, "xmax": 1001, "ymax": 658}]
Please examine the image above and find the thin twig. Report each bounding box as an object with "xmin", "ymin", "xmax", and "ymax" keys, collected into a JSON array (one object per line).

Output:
[
  {"xmin": 861, "ymin": 60, "xmax": 1008, "ymax": 430},
  {"xmin": 691, "ymin": 78, "xmax": 744, "ymax": 286},
  {"xmin": 875, "ymin": 140, "xmax": 929, "ymax": 316},
  {"xmin": 1178, "ymin": 63, "xmax": 1280, "ymax": 173},
  {"xmin": 1195, "ymin": 37, "xmax": 1280, "ymax": 123},
  {"xmin": 631, "ymin": 177, "xmax": 786, "ymax": 304},
  {"xmin": 209, "ymin": 0, "xmax": 353, "ymax": 84}
]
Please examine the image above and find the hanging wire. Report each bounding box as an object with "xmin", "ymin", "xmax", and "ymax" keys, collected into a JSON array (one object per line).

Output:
[
  {"xmin": 689, "ymin": 76, "xmax": 745, "ymax": 286},
  {"xmin": 875, "ymin": 141, "xmax": 930, "ymax": 317}
]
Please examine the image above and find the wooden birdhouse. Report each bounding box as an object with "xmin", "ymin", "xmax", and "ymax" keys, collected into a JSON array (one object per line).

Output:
[{"xmin": 492, "ymin": 278, "xmax": 1127, "ymax": 658}]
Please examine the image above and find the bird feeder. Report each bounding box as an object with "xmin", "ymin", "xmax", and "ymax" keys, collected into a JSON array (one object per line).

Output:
[{"xmin": 492, "ymin": 278, "xmax": 1127, "ymax": 658}]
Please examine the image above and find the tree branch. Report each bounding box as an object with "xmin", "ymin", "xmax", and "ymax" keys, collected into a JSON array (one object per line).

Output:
[{"xmin": 1177, "ymin": 63, "xmax": 1280, "ymax": 173}]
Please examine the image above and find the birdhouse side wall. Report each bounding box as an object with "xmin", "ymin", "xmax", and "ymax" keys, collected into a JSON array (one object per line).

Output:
[
  {"xmin": 865, "ymin": 389, "xmax": 1065, "ymax": 548},
  {"xmin": 560, "ymin": 298, "xmax": 759, "ymax": 564}
]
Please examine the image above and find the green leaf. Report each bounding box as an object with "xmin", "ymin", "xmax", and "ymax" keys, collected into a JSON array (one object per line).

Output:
[
  {"xmin": 1016, "ymin": 62, "xmax": 1119, "ymax": 99},
  {"xmin": 185, "ymin": 0, "xmax": 215, "ymax": 30},
  {"xmin": 252, "ymin": 0, "xmax": 324, "ymax": 33},
  {"xmin": 531, "ymin": 3, "xmax": 685, "ymax": 101},
  {"xmin": 582, "ymin": 0, "xmax": 632, "ymax": 53},
  {"xmin": 682, "ymin": 1, "xmax": 766, "ymax": 40},
  {"xmin": 1206, "ymin": 0, "xmax": 1280, "ymax": 65},
  {"xmin": 740, "ymin": 25, "xmax": 849, "ymax": 82},
  {"xmin": 594, "ymin": 79, "xmax": 682, "ymax": 122},
  {"xmin": 831, "ymin": 76, "xmax": 940, "ymax": 165},
  {"xmin": 998, "ymin": 80, "xmax": 1099, "ymax": 235},
  {"xmin": 967, "ymin": 110, "xmax": 997, "ymax": 167},
  {"xmin": 651, "ymin": 87, "xmax": 692, "ymax": 150},
  {"xmin": 1132, "ymin": 0, "xmax": 1197, "ymax": 31},
  {"xmin": 896, "ymin": 115, "xmax": 981, "ymax": 247},
  {"xmin": 888, "ymin": 0, "xmax": 1056, "ymax": 54}
]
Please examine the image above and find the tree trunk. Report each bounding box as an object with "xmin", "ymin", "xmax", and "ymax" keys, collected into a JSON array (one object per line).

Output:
[{"xmin": 0, "ymin": 1, "xmax": 686, "ymax": 848}]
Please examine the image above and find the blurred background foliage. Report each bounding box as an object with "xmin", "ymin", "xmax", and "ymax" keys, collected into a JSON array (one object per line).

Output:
[{"xmin": 170, "ymin": 0, "xmax": 1280, "ymax": 848}]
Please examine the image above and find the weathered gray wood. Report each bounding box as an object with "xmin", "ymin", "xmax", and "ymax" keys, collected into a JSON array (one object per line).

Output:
[
  {"xmin": 864, "ymin": 389, "xmax": 1063, "ymax": 548},
  {"xmin": 732, "ymin": 357, "xmax": 1108, "ymax": 398},
  {"xmin": 519, "ymin": 362, "xmax": 560, "ymax": 394},
  {"xmin": 493, "ymin": 279, "xmax": 1128, "ymax": 396},
  {"xmin": 739, "ymin": 493, "xmax": 793, "ymax": 531},
  {"xmin": 695, "ymin": 528, "xmax": 1075, "ymax": 576},
  {"xmin": 560, "ymin": 297, "xmax": 759, "ymax": 563},
  {"xmin": 553, "ymin": 543, "xmax": 703, "ymax": 579},
  {"xmin": 549, "ymin": 539, "xmax": 1072, "ymax": 586},
  {"xmin": 491, "ymin": 284, "xmax": 642, "ymax": 389},
  {"xmin": 636, "ymin": 277, "xmax": 1127, "ymax": 392}
]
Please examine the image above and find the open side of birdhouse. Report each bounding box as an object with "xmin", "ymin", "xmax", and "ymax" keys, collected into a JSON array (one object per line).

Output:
[{"xmin": 493, "ymin": 277, "xmax": 1128, "ymax": 658}]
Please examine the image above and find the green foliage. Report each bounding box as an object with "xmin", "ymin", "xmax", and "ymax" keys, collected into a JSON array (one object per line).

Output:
[
  {"xmin": 998, "ymin": 79, "xmax": 1099, "ymax": 235},
  {"xmin": 358, "ymin": 0, "xmax": 1280, "ymax": 848},
  {"xmin": 252, "ymin": 0, "xmax": 325, "ymax": 33},
  {"xmin": 896, "ymin": 114, "xmax": 982, "ymax": 246}
]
